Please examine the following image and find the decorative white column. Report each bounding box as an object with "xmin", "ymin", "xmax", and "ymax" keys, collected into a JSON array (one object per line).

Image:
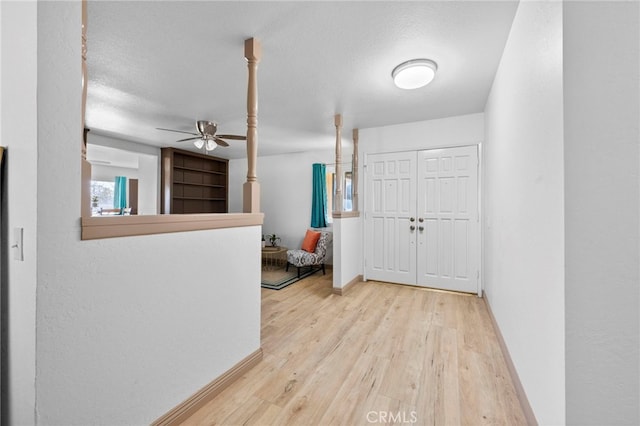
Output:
[
  {"xmin": 243, "ymin": 37, "xmax": 261, "ymax": 213},
  {"xmin": 334, "ymin": 114, "xmax": 343, "ymax": 213}
]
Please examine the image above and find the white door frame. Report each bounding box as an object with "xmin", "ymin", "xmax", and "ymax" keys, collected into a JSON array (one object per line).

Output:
[{"xmin": 363, "ymin": 143, "xmax": 483, "ymax": 296}]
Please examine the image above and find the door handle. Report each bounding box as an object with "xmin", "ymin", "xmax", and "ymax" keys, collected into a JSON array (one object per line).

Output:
[
  {"xmin": 418, "ymin": 226, "xmax": 424, "ymax": 231},
  {"xmin": 410, "ymin": 225, "xmax": 416, "ymax": 231},
  {"xmin": 418, "ymin": 218, "xmax": 424, "ymax": 223},
  {"xmin": 410, "ymin": 217, "xmax": 415, "ymax": 222}
]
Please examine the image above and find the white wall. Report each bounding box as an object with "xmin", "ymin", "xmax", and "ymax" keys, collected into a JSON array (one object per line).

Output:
[
  {"xmin": 89, "ymin": 132, "xmax": 160, "ymax": 157},
  {"xmin": 228, "ymin": 157, "xmax": 245, "ymax": 214},
  {"xmin": 483, "ymin": 2, "xmax": 564, "ymax": 424},
  {"xmin": 91, "ymin": 164, "xmax": 139, "ymax": 182},
  {"xmin": 36, "ymin": 227, "xmax": 261, "ymax": 425},
  {"xmin": 563, "ymin": 2, "xmax": 639, "ymax": 424},
  {"xmin": 332, "ymin": 216, "xmax": 362, "ymax": 288},
  {"xmin": 359, "ymin": 113, "xmax": 484, "ymax": 157},
  {"xmin": 34, "ymin": 3, "xmax": 261, "ymax": 424},
  {"xmin": 230, "ymin": 150, "xmax": 340, "ymax": 261},
  {"xmin": 137, "ymin": 154, "xmax": 159, "ymax": 215},
  {"xmin": 0, "ymin": 1, "xmax": 38, "ymax": 424}
]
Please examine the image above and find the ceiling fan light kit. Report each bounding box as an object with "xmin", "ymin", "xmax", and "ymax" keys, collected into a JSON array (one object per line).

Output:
[
  {"xmin": 392, "ymin": 59, "xmax": 438, "ymax": 90},
  {"xmin": 156, "ymin": 120, "xmax": 246, "ymax": 153}
]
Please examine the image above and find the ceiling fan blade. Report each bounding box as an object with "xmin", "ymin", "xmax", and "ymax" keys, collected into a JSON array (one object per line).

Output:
[
  {"xmin": 156, "ymin": 127, "xmax": 199, "ymax": 136},
  {"xmin": 214, "ymin": 137, "xmax": 229, "ymax": 147},
  {"xmin": 176, "ymin": 137, "xmax": 201, "ymax": 142},
  {"xmin": 216, "ymin": 134, "xmax": 246, "ymax": 140}
]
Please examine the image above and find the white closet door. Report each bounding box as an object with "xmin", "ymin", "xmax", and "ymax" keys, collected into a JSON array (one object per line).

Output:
[
  {"xmin": 365, "ymin": 151, "xmax": 417, "ymax": 285},
  {"xmin": 416, "ymin": 146, "xmax": 479, "ymax": 293}
]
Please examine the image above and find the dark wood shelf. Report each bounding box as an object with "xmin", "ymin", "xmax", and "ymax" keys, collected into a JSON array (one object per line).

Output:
[
  {"xmin": 173, "ymin": 165, "xmax": 226, "ymax": 175},
  {"xmin": 173, "ymin": 181, "xmax": 226, "ymax": 188},
  {"xmin": 172, "ymin": 197, "xmax": 226, "ymax": 201},
  {"xmin": 161, "ymin": 148, "xmax": 229, "ymax": 214}
]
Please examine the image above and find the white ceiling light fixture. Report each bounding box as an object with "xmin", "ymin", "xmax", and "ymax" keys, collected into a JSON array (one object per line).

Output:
[
  {"xmin": 192, "ymin": 138, "xmax": 217, "ymax": 151},
  {"xmin": 392, "ymin": 59, "xmax": 438, "ymax": 90}
]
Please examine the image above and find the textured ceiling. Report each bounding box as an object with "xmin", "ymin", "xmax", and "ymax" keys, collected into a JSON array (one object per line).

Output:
[{"xmin": 86, "ymin": 1, "xmax": 518, "ymax": 159}]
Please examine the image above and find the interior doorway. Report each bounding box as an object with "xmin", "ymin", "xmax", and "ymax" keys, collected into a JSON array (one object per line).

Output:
[{"xmin": 364, "ymin": 145, "xmax": 480, "ymax": 294}]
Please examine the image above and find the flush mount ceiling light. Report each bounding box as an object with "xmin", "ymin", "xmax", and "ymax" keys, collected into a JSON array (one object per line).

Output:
[{"xmin": 392, "ymin": 59, "xmax": 438, "ymax": 90}]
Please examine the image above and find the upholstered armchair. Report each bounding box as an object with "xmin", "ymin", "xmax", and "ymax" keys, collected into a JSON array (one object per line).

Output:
[{"xmin": 286, "ymin": 231, "xmax": 331, "ymax": 278}]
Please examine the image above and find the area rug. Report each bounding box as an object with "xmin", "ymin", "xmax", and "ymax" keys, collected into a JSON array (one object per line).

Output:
[{"xmin": 261, "ymin": 265, "xmax": 323, "ymax": 290}]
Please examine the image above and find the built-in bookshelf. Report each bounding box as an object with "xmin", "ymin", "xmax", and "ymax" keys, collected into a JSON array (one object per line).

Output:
[{"xmin": 161, "ymin": 147, "xmax": 228, "ymax": 214}]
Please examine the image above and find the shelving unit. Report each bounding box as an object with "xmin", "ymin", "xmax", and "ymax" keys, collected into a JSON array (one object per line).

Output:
[{"xmin": 161, "ymin": 147, "xmax": 229, "ymax": 214}]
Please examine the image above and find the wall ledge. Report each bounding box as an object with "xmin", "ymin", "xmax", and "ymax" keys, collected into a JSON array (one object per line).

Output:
[
  {"xmin": 332, "ymin": 211, "xmax": 360, "ymax": 219},
  {"xmin": 81, "ymin": 213, "xmax": 264, "ymax": 240}
]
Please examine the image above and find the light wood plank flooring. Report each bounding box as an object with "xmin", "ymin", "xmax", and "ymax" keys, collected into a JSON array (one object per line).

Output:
[{"xmin": 183, "ymin": 273, "xmax": 526, "ymax": 425}]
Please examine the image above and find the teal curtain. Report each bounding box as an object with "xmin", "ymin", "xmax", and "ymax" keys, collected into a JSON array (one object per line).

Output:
[
  {"xmin": 114, "ymin": 176, "xmax": 127, "ymax": 209},
  {"xmin": 311, "ymin": 163, "xmax": 328, "ymax": 228}
]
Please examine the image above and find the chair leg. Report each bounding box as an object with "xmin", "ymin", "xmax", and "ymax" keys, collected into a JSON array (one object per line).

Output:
[
  {"xmin": 286, "ymin": 262, "xmax": 289, "ymax": 272},
  {"xmin": 321, "ymin": 263, "xmax": 325, "ymax": 275},
  {"xmin": 297, "ymin": 267, "xmax": 301, "ymax": 279}
]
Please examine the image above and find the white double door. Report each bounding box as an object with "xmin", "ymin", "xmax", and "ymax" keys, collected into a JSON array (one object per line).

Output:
[{"xmin": 364, "ymin": 145, "xmax": 479, "ymax": 293}]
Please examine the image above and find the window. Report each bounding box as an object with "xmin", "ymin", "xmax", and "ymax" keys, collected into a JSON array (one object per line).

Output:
[
  {"xmin": 325, "ymin": 166, "xmax": 353, "ymax": 222},
  {"xmin": 86, "ymin": 142, "xmax": 159, "ymax": 215},
  {"xmin": 326, "ymin": 171, "xmax": 334, "ymax": 223},
  {"xmin": 344, "ymin": 171, "xmax": 353, "ymax": 211},
  {"xmin": 91, "ymin": 180, "xmax": 115, "ymax": 212}
]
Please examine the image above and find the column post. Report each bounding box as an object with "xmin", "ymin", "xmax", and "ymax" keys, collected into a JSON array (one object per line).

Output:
[
  {"xmin": 334, "ymin": 114, "xmax": 343, "ymax": 213},
  {"xmin": 243, "ymin": 37, "xmax": 261, "ymax": 213}
]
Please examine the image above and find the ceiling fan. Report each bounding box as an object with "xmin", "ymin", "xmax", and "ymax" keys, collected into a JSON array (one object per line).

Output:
[{"xmin": 157, "ymin": 120, "xmax": 246, "ymax": 152}]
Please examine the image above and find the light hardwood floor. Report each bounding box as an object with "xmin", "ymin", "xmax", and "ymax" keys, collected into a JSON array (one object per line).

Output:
[{"xmin": 183, "ymin": 273, "xmax": 527, "ymax": 425}]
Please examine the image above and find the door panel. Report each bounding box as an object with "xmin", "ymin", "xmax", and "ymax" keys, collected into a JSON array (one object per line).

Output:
[
  {"xmin": 454, "ymin": 219, "xmax": 469, "ymax": 278},
  {"xmin": 365, "ymin": 152, "xmax": 416, "ymax": 285},
  {"xmin": 417, "ymin": 146, "xmax": 478, "ymax": 292}
]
